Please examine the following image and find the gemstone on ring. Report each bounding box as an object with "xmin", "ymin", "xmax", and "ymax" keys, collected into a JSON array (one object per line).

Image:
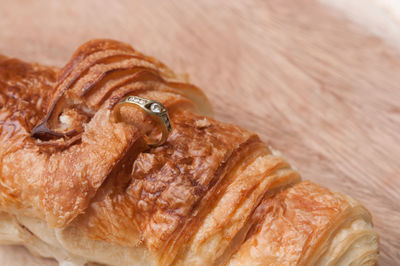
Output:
[{"xmin": 150, "ymin": 103, "xmax": 162, "ymax": 113}]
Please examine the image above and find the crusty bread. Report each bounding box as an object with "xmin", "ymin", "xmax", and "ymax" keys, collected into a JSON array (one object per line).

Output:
[{"xmin": 0, "ymin": 39, "xmax": 378, "ymax": 265}]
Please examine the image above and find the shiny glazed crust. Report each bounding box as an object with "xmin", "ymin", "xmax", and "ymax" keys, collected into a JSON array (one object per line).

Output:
[{"xmin": 0, "ymin": 40, "xmax": 378, "ymax": 265}]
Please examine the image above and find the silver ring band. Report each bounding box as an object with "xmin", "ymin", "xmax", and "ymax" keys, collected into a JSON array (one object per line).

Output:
[{"xmin": 113, "ymin": 96, "xmax": 172, "ymax": 147}]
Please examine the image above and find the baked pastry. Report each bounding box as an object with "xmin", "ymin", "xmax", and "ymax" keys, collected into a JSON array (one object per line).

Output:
[{"xmin": 0, "ymin": 40, "xmax": 379, "ymax": 265}]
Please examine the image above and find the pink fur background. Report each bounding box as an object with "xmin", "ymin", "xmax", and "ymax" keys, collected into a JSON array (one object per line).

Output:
[{"xmin": 0, "ymin": 0, "xmax": 399, "ymax": 265}]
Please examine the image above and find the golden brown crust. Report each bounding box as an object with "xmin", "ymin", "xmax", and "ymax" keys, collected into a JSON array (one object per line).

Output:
[
  {"xmin": 0, "ymin": 39, "xmax": 212, "ymax": 228},
  {"xmin": 228, "ymin": 181, "xmax": 377, "ymax": 266},
  {"xmin": 0, "ymin": 39, "xmax": 378, "ymax": 266},
  {"xmin": 0, "ymin": 57, "xmax": 56, "ymax": 135},
  {"xmin": 74, "ymin": 110, "xmax": 259, "ymax": 261}
]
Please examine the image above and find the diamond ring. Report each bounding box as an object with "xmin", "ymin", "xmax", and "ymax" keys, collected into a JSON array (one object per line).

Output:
[{"xmin": 113, "ymin": 96, "xmax": 172, "ymax": 147}]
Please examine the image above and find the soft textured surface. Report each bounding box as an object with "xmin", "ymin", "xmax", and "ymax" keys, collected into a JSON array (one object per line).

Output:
[{"xmin": 0, "ymin": 0, "xmax": 398, "ymax": 265}]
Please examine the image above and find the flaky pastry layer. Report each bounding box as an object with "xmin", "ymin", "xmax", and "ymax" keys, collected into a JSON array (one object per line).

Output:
[{"xmin": 0, "ymin": 40, "xmax": 378, "ymax": 265}]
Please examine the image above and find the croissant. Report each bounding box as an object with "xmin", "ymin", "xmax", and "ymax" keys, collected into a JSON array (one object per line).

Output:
[{"xmin": 0, "ymin": 39, "xmax": 378, "ymax": 265}]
